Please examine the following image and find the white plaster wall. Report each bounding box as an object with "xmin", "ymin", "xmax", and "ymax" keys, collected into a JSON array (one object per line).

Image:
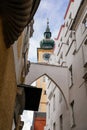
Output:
[{"xmin": 46, "ymin": 1, "xmax": 87, "ymax": 130}]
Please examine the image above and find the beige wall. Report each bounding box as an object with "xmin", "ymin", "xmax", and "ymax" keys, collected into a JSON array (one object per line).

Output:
[
  {"xmin": 37, "ymin": 49, "xmax": 53, "ymax": 62},
  {"xmin": 0, "ymin": 18, "xmax": 29, "ymax": 130},
  {"xmin": 0, "ymin": 19, "xmax": 17, "ymax": 130},
  {"xmin": 37, "ymin": 77, "xmax": 47, "ymax": 112},
  {"xmin": 37, "ymin": 49, "xmax": 50, "ymax": 112},
  {"xmin": 37, "ymin": 49, "xmax": 53, "ymax": 112}
]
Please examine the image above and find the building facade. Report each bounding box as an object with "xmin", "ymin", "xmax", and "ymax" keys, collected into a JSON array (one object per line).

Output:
[
  {"xmin": 0, "ymin": 1, "xmax": 41, "ymax": 130},
  {"xmin": 13, "ymin": 21, "xmax": 34, "ymax": 130},
  {"xmin": 46, "ymin": 0, "xmax": 87, "ymax": 130}
]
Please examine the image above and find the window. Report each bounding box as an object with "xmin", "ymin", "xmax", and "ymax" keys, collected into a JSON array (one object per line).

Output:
[
  {"xmin": 69, "ymin": 31, "xmax": 72, "ymax": 38},
  {"xmin": 70, "ymin": 101, "xmax": 75, "ymax": 127},
  {"xmin": 69, "ymin": 12, "xmax": 72, "ymax": 19},
  {"xmin": 82, "ymin": 14, "xmax": 87, "ymax": 33},
  {"xmin": 69, "ymin": 65, "xmax": 73, "ymax": 88},
  {"xmin": 83, "ymin": 39, "xmax": 87, "ymax": 67},
  {"xmin": 44, "ymin": 90, "xmax": 46, "ymax": 95},
  {"xmin": 60, "ymin": 52, "xmax": 63, "ymax": 59},
  {"xmin": 66, "ymin": 21, "xmax": 68, "ymax": 27},
  {"xmin": 53, "ymin": 95, "xmax": 55, "ymax": 111},
  {"xmin": 60, "ymin": 115, "xmax": 63, "ymax": 130},
  {"xmin": 60, "ymin": 37, "xmax": 62, "ymax": 42},
  {"xmin": 66, "ymin": 39, "xmax": 69, "ymax": 45},
  {"xmin": 59, "ymin": 52, "xmax": 63, "ymax": 65},
  {"xmin": 26, "ymin": 61, "xmax": 30, "ymax": 74},
  {"xmin": 48, "ymin": 103, "xmax": 50, "ymax": 118},
  {"xmin": 59, "ymin": 91, "xmax": 62, "ymax": 103},
  {"xmin": 83, "ymin": 72, "xmax": 87, "ymax": 81},
  {"xmin": 83, "ymin": 14, "xmax": 87, "ymax": 28},
  {"xmin": 85, "ymin": 17, "xmax": 87, "ymax": 28},
  {"xmin": 53, "ymin": 123, "xmax": 56, "ymax": 130}
]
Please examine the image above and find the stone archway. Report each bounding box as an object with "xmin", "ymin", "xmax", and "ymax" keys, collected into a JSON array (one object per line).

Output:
[{"xmin": 25, "ymin": 62, "xmax": 69, "ymax": 108}]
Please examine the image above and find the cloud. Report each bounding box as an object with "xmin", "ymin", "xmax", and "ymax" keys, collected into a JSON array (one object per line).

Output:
[
  {"xmin": 28, "ymin": 38, "xmax": 40, "ymax": 62},
  {"xmin": 21, "ymin": 110, "xmax": 34, "ymax": 130},
  {"xmin": 28, "ymin": 0, "xmax": 69, "ymax": 62},
  {"xmin": 21, "ymin": 110, "xmax": 33, "ymax": 122},
  {"xmin": 22, "ymin": 123, "xmax": 31, "ymax": 130}
]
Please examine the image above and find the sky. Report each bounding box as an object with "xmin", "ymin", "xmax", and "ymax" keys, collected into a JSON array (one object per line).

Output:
[
  {"xmin": 21, "ymin": 110, "xmax": 34, "ymax": 130},
  {"xmin": 22, "ymin": 0, "xmax": 69, "ymax": 130},
  {"xmin": 28, "ymin": 0, "xmax": 69, "ymax": 62}
]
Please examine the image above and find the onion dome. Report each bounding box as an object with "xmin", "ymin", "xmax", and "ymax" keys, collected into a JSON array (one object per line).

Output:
[
  {"xmin": 40, "ymin": 19, "xmax": 55, "ymax": 49},
  {"xmin": 40, "ymin": 39, "xmax": 55, "ymax": 49}
]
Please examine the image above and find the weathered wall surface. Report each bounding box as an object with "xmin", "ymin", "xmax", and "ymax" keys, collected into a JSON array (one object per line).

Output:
[{"xmin": 0, "ymin": 19, "xmax": 17, "ymax": 130}]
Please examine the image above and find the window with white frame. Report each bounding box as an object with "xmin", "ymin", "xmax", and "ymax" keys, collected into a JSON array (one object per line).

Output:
[
  {"xmin": 59, "ymin": 52, "xmax": 63, "ymax": 65},
  {"xmin": 85, "ymin": 17, "xmax": 87, "ymax": 28},
  {"xmin": 58, "ymin": 43, "xmax": 60, "ymax": 47},
  {"xmin": 69, "ymin": 12, "xmax": 72, "ymax": 19},
  {"xmin": 60, "ymin": 52, "xmax": 63, "ymax": 59},
  {"xmin": 44, "ymin": 90, "xmax": 46, "ymax": 95},
  {"xmin": 53, "ymin": 122, "xmax": 56, "ymax": 130},
  {"xmin": 48, "ymin": 103, "xmax": 50, "ymax": 118},
  {"xmin": 69, "ymin": 31, "xmax": 72, "ymax": 38},
  {"xmin": 53, "ymin": 94, "xmax": 55, "ymax": 111},
  {"xmin": 66, "ymin": 21, "xmax": 68, "ymax": 27},
  {"xmin": 82, "ymin": 39, "xmax": 87, "ymax": 67},
  {"xmin": 82, "ymin": 14, "xmax": 87, "ymax": 33},
  {"xmin": 66, "ymin": 39, "xmax": 69, "ymax": 45},
  {"xmin": 70, "ymin": 101, "xmax": 75, "ymax": 127},
  {"xmin": 69, "ymin": 65, "xmax": 73, "ymax": 88},
  {"xmin": 60, "ymin": 115, "xmax": 63, "ymax": 130},
  {"xmin": 59, "ymin": 91, "xmax": 62, "ymax": 103},
  {"xmin": 60, "ymin": 37, "xmax": 62, "ymax": 42}
]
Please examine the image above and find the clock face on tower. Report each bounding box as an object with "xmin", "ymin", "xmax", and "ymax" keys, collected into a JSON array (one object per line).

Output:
[{"xmin": 43, "ymin": 53, "xmax": 51, "ymax": 61}]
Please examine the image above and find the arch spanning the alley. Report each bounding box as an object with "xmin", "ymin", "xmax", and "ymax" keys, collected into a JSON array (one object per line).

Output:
[{"xmin": 25, "ymin": 62, "xmax": 69, "ymax": 108}]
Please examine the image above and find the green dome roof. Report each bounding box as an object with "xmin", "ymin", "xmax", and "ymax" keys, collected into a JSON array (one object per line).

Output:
[
  {"xmin": 40, "ymin": 19, "xmax": 55, "ymax": 49},
  {"xmin": 40, "ymin": 39, "xmax": 55, "ymax": 49}
]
